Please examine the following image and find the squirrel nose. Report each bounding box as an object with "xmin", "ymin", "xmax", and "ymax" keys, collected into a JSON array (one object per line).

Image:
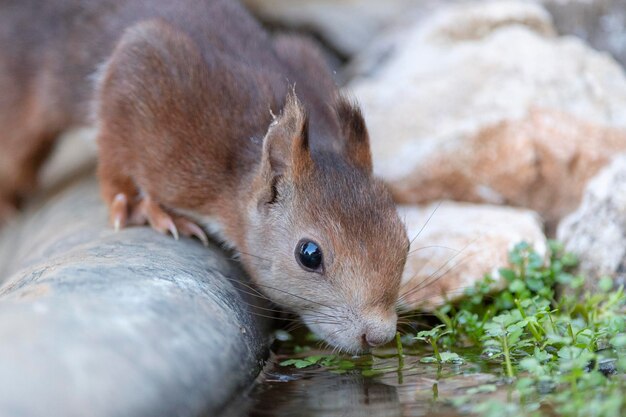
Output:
[
  {"xmin": 362, "ymin": 332, "xmax": 390, "ymax": 347},
  {"xmin": 362, "ymin": 326, "xmax": 396, "ymax": 347},
  {"xmin": 361, "ymin": 313, "xmax": 398, "ymax": 348}
]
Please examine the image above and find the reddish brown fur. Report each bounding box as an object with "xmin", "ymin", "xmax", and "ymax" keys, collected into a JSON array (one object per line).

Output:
[{"xmin": 0, "ymin": 0, "xmax": 409, "ymax": 352}]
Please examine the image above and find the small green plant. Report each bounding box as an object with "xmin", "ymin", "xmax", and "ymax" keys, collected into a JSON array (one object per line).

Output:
[
  {"xmin": 413, "ymin": 240, "xmax": 626, "ymax": 416},
  {"xmin": 414, "ymin": 325, "xmax": 464, "ymax": 364},
  {"xmin": 395, "ymin": 331, "xmax": 404, "ymax": 370},
  {"xmin": 279, "ymin": 354, "xmax": 357, "ymax": 372},
  {"xmin": 415, "ymin": 324, "xmax": 448, "ymax": 362},
  {"xmin": 279, "ymin": 355, "xmax": 332, "ymax": 369}
]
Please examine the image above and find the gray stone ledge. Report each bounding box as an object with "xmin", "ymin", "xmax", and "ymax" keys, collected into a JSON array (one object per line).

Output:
[{"xmin": 0, "ymin": 176, "xmax": 271, "ymax": 417}]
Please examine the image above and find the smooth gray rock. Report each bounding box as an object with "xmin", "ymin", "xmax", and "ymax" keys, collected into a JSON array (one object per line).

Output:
[{"xmin": 0, "ymin": 176, "xmax": 271, "ymax": 417}]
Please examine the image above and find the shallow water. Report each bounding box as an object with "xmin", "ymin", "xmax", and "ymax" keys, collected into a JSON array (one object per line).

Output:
[{"xmin": 223, "ymin": 340, "xmax": 514, "ymax": 417}]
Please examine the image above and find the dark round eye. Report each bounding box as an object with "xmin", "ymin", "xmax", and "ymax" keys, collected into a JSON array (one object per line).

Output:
[{"xmin": 296, "ymin": 240, "xmax": 323, "ymax": 271}]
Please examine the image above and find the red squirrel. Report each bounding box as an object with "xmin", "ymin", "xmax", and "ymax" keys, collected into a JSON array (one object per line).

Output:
[{"xmin": 0, "ymin": 0, "xmax": 409, "ymax": 353}]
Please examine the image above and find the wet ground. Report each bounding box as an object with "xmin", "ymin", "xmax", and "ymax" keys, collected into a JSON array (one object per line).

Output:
[{"xmin": 223, "ymin": 336, "xmax": 515, "ymax": 417}]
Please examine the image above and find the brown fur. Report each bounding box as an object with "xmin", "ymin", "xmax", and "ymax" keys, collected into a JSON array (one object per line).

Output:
[{"xmin": 0, "ymin": 0, "xmax": 409, "ymax": 353}]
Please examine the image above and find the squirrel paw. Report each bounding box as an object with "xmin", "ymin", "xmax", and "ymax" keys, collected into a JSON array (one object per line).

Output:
[{"xmin": 109, "ymin": 193, "xmax": 208, "ymax": 246}]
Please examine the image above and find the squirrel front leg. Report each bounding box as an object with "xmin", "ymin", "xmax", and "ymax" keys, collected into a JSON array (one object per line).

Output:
[{"xmin": 95, "ymin": 20, "xmax": 212, "ymax": 246}]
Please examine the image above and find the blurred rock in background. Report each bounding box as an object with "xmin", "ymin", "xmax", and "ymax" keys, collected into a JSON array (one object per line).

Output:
[
  {"xmin": 542, "ymin": 0, "xmax": 626, "ymax": 68},
  {"xmin": 558, "ymin": 154, "xmax": 626, "ymax": 291},
  {"xmin": 244, "ymin": 0, "xmax": 626, "ymax": 76},
  {"xmin": 242, "ymin": 0, "xmax": 438, "ymax": 58}
]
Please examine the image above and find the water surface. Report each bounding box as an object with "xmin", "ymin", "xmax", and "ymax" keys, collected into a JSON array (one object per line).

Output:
[{"xmin": 224, "ymin": 339, "xmax": 514, "ymax": 417}]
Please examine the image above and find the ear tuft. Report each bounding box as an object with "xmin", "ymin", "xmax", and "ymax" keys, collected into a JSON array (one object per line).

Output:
[
  {"xmin": 283, "ymin": 89, "xmax": 310, "ymax": 154},
  {"xmin": 335, "ymin": 95, "xmax": 372, "ymax": 173},
  {"xmin": 262, "ymin": 89, "xmax": 311, "ymax": 178}
]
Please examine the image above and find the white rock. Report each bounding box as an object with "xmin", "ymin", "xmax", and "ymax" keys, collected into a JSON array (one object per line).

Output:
[{"xmin": 398, "ymin": 201, "xmax": 546, "ymax": 311}]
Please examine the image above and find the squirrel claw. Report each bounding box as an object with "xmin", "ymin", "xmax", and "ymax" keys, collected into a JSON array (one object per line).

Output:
[
  {"xmin": 167, "ymin": 218, "xmax": 180, "ymax": 241},
  {"xmin": 175, "ymin": 218, "xmax": 209, "ymax": 247},
  {"xmin": 110, "ymin": 193, "xmax": 129, "ymax": 231},
  {"xmin": 134, "ymin": 197, "xmax": 178, "ymax": 240},
  {"xmin": 155, "ymin": 215, "xmax": 179, "ymax": 240},
  {"xmin": 113, "ymin": 217, "xmax": 122, "ymax": 232}
]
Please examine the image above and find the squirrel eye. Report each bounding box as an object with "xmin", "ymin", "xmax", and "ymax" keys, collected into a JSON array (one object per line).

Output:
[{"xmin": 296, "ymin": 240, "xmax": 323, "ymax": 272}]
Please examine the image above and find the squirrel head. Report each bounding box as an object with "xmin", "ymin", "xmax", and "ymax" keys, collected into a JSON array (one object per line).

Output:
[{"xmin": 245, "ymin": 91, "xmax": 409, "ymax": 353}]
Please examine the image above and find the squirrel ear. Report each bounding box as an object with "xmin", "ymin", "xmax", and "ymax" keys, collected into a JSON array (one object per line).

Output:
[
  {"xmin": 261, "ymin": 90, "xmax": 312, "ymax": 179},
  {"xmin": 335, "ymin": 96, "xmax": 373, "ymax": 174}
]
